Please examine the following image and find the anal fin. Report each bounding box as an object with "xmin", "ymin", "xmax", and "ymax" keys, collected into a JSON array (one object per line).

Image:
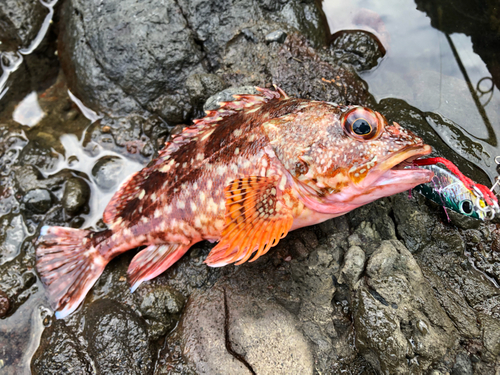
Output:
[
  {"xmin": 128, "ymin": 243, "xmax": 190, "ymax": 292},
  {"xmin": 205, "ymin": 176, "xmax": 293, "ymax": 267}
]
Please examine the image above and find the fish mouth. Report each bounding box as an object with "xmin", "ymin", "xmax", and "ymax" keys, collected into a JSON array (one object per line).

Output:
[{"xmin": 365, "ymin": 144, "xmax": 434, "ymax": 188}]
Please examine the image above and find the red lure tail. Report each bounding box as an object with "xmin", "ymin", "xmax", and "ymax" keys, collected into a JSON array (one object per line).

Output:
[
  {"xmin": 36, "ymin": 226, "xmax": 110, "ymax": 319},
  {"xmin": 413, "ymin": 157, "xmax": 498, "ymax": 206}
]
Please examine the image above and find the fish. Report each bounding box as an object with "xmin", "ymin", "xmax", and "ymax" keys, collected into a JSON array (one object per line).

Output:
[
  {"xmin": 36, "ymin": 86, "xmax": 433, "ymax": 318},
  {"xmin": 413, "ymin": 164, "xmax": 488, "ymax": 220}
]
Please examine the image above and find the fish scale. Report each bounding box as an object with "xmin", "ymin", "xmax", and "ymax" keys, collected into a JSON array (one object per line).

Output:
[{"xmin": 36, "ymin": 86, "xmax": 433, "ymax": 318}]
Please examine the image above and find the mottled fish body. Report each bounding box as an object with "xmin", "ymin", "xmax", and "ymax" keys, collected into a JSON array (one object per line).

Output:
[{"xmin": 36, "ymin": 87, "xmax": 433, "ymax": 318}]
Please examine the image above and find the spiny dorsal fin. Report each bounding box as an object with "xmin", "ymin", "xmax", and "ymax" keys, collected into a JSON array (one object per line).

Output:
[
  {"xmin": 103, "ymin": 86, "xmax": 289, "ymax": 226},
  {"xmin": 157, "ymin": 86, "xmax": 288, "ymax": 160}
]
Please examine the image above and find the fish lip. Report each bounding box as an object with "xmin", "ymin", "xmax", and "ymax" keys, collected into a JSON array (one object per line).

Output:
[{"xmin": 362, "ymin": 144, "xmax": 433, "ymax": 188}]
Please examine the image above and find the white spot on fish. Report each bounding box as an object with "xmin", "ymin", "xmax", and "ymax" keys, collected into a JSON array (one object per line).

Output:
[
  {"xmin": 279, "ymin": 175, "xmax": 287, "ymax": 190},
  {"xmin": 208, "ymin": 198, "xmax": 218, "ymax": 213},
  {"xmin": 207, "ymin": 180, "xmax": 213, "ymax": 189},
  {"xmin": 177, "ymin": 200, "xmax": 185, "ymax": 209},
  {"xmin": 233, "ymin": 129, "xmax": 242, "ymax": 137},
  {"xmin": 201, "ymin": 129, "xmax": 215, "ymax": 141},
  {"xmin": 217, "ymin": 166, "xmax": 226, "ymax": 175},
  {"xmin": 194, "ymin": 216, "xmax": 202, "ymax": 228},
  {"xmin": 139, "ymin": 189, "xmax": 146, "ymax": 199},
  {"xmin": 190, "ymin": 202, "xmax": 197, "ymax": 211}
]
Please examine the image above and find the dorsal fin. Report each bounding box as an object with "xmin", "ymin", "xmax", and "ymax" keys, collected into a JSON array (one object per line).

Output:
[
  {"xmin": 103, "ymin": 86, "xmax": 289, "ymax": 226},
  {"xmin": 156, "ymin": 86, "xmax": 288, "ymax": 161}
]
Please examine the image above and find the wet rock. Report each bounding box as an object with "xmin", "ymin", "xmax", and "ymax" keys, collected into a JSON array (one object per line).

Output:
[
  {"xmin": 479, "ymin": 313, "xmax": 500, "ymax": 362},
  {"xmin": 221, "ymin": 33, "xmax": 374, "ymax": 106},
  {"xmin": 0, "ymin": 290, "xmax": 9, "ymax": 317},
  {"xmin": 347, "ymin": 198, "xmax": 396, "ymax": 242},
  {"xmin": 85, "ymin": 299, "xmax": 153, "ymax": 375},
  {"xmin": 23, "ymin": 188, "xmax": 52, "ymax": 214},
  {"xmin": 139, "ymin": 285, "xmax": 185, "ymax": 340},
  {"xmin": 339, "ymin": 245, "xmax": 365, "ymax": 288},
  {"xmin": 91, "ymin": 156, "xmax": 125, "ymax": 191},
  {"xmin": 59, "ymin": 0, "xmax": 204, "ymax": 119},
  {"xmin": 328, "ymin": 29, "xmax": 386, "ymax": 71},
  {"xmin": 59, "ymin": 0, "xmax": 333, "ymax": 121},
  {"xmin": 0, "ymin": 0, "xmax": 48, "ymax": 50},
  {"xmin": 62, "ymin": 177, "xmax": 90, "ymax": 215},
  {"xmin": 180, "ymin": 286, "xmax": 313, "ymax": 375},
  {"xmin": 18, "ymin": 138, "xmax": 61, "ymax": 172},
  {"xmin": 452, "ymin": 352, "xmax": 473, "ymax": 375},
  {"xmin": 355, "ymin": 239, "xmax": 458, "ymax": 373},
  {"xmin": 0, "ymin": 214, "xmax": 28, "ymax": 266},
  {"xmin": 31, "ymin": 320, "xmax": 93, "ymax": 375},
  {"xmin": 265, "ymin": 30, "xmax": 287, "ymax": 43},
  {"xmin": 86, "ymin": 115, "xmax": 161, "ymax": 159},
  {"xmin": 348, "ymin": 221, "xmax": 383, "ymax": 255},
  {"xmin": 391, "ymin": 193, "xmax": 436, "ymax": 252},
  {"xmin": 421, "ymin": 266, "xmax": 481, "ymax": 339},
  {"xmin": 185, "ymin": 73, "xmax": 226, "ymax": 117}
]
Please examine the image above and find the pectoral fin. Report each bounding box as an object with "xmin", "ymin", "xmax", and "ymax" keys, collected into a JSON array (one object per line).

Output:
[{"xmin": 205, "ymin": 176, "xmax": 293, "ymax": 267}]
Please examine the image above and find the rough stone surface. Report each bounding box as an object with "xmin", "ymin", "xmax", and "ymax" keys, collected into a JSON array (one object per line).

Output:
[
  {"xmin": 328, "ymin": 29, "xmax": 386, "ymax": 71},
  {"xmin": 0, "ymin": 0, "xmax": 48, "ymax": 50},
  {"xmin": 180, "ymin": 286, "xmax": 313, "ymax": 375},
  {"xmin": 31, "ymin": 320, "xmax": 93, "ymax": 375},
  {"xmin": 85, "ymin": 299, "xmax": 154, "ymax": 375}
]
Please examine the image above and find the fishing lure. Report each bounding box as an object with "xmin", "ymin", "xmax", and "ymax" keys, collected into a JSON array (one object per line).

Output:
[{"xmin": 413, "ymin": 158, "xmax": 500, "ymax": 220}]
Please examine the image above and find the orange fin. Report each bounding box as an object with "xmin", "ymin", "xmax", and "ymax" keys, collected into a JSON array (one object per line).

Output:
[
  {"xmin": 205, "ymin": 176, "xmax": 293, "ymax": 267},
  {"xmin": 128, "ymin": 243, "xmax": 190, "ymax": 292}
]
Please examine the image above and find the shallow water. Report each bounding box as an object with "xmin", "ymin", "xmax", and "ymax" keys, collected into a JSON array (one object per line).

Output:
[{"xmin": 1, "ymin": 0, "xmax": 500, "ymax": 373}]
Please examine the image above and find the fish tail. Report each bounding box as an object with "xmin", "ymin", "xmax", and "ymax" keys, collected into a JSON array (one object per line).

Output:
[{"xmin": 36, "ymin": 226, "xmax": 110, "ymax": 319}]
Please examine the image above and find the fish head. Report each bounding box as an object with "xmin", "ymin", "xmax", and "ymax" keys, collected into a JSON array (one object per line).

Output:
[{"xmin": 265, "ymin": 102, "xmax": 434, "ymax": 212}]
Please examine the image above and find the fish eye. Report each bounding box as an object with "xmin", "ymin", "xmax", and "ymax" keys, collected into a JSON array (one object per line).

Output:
[
  {"xmin": 459, "ymin": 199, "xmax": 474, "ymax": 215},
  {"xmin": 341, "ymin": 107, "xmax": 382, "ymax": 140},
  {"xmin": 352, "ymin": 119, "xmax": 372, "ymax": 135}
]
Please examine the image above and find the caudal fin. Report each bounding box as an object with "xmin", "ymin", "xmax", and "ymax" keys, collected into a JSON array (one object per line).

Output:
[{"xmin": 36, "ymin": 226, "xmax": 109, "ymax": 319}]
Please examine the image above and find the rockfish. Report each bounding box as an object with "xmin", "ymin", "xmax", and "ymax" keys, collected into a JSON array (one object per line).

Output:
[{"xmin": 36, "ymin": 87, "xmax": 433, "ymax": 318}]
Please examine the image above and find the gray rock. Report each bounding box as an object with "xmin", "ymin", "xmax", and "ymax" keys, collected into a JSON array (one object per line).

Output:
[
  {"xmin": 62, "ymin": 177, "xmax": 90, "ymax": 215},
  {"xmin": 139, "ymin": 285, "xmax": 185, "ymax": 340},
  {"xmin": 85, "ymin": 299, "xmax": 154, "ymax": 375},
  {"xmin": 392, "ymin": 193, "xmax": 436, "ymax": 252},
  {"xmin": 328, "ymin": 29, "xmax": 386, "ymax": 71},
  {"xmin": 356, "ymin": 239, "xmax": 458, "ymax": 373},
  {"xmin": 265, "ymin": 30, "xmax": 287, "ymax": 43},
  {"xmin": 23, "ymin": 188, "xmax": 52, "ymax": 214},
  {"xmin": 0, "ymin": 0, "xmax": 48, "ymax": 50},
  {"xmin": 92, "ymin": 156, "xmax": 125, "ymax": 191},
  {"xmin": 451, "ymin": 352, "xmax": 473, "ymax": 375},
  {"xmin": 180, "ymin": 286, "xmax": 313, "ymax": 375},
  {"xmin": 339, "ymin": 245, "xmax": 365, "ymax": 288},
  {"xmin": 59, "ymin": 0, "xmax": 205, "ymax": 120},
  {"xmin": 479, "ymin": 313, "xmax": 500, "ymax": 362},
  {"xmin": 31, "ymin": 320, "xmax": 93, "ymax": 375}
]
